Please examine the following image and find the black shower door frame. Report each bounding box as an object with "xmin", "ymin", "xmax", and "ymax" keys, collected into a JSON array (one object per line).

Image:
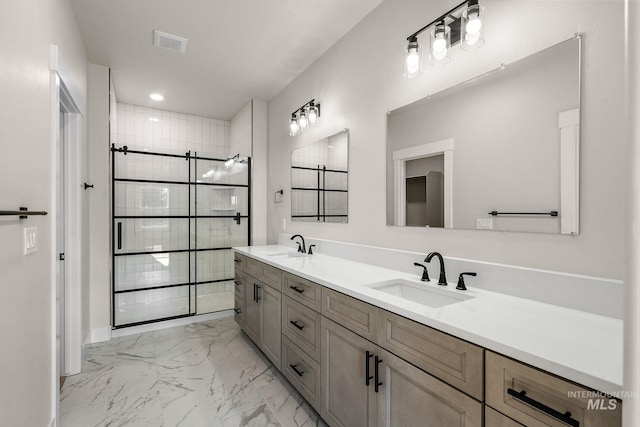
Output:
[{"xmin": 110, "ymin": 144, "xmax": 251, "ymax": 329}]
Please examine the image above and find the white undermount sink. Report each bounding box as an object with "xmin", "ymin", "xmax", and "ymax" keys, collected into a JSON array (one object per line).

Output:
[
  {"xmin": 265, "ymin": 251, "xmax": 309, "ymax": 259},
  {"xmin": 365, "ymin": 279, "xmax": 474, "ymax": 308}
]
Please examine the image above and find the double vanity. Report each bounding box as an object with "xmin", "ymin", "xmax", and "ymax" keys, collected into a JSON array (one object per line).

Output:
[{"xmin": 233, "ymin": 244, "xmax": 622, "ymax": 426}]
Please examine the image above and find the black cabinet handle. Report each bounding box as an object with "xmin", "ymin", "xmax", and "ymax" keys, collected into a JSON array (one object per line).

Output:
[
  {"xmin": 233, "ymin": 308, "xmax": 241, "ymax": 314},
  {"xmin": 289, "ymin": 364, "xmax": 305, "ymax": 377},
  {"xmin": 234, "ymin": 280, "xmax": 242, "ymax": 287},
  {"xmin": 255, "ymin": 284, "xmax": 261, "ymax": 302},
  {"xmin": 374, "ymin": 356, "xmax": 383, "ymax": 393},
  {"xmin": 233, "ymin": 258, "xmax": 241, "ymax": 263},
  {"xmin": 253, "ymin": 283, "xmax": 257, "ymax": 302},
  {"xmin": 117, "ymin": 222, "xmax": 122, "ymax": 250},
  {"xmin": 289, "ymin": 320, "xmax": 305, "ymax": 331},
  {"xmin": 365, "ymin": 351, "xmax": 374, "ymax": 386},
  {"xmin": 507, "ymin": 388, "xmax": 579, "ymax": 427},
  {"xmin": 289, "ymin": 285, "xmax": 305, "ymax": 294}
]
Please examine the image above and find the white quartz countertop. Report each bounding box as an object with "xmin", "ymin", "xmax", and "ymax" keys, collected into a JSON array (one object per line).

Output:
[{"xmin": 234, "ymin": 245, "xmax": 623, "ymax": 393}]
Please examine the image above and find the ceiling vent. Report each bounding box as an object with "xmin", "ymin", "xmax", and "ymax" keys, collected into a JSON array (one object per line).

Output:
[{"xmin": 153, "ymin": 30, "xmax": 188, "ymax": 53}]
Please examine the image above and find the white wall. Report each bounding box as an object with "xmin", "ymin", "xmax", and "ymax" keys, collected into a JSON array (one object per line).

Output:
[
  {"xmin": 267, "ymin": 0, "xmax": 625, "ymax": 280},
  {"xmin": 0, "ymin": 0, "xmax": 87, "ymax": 425},
  {"xmin": 87, "ymin": 64, "xmax": 111, "ymax": 343}
]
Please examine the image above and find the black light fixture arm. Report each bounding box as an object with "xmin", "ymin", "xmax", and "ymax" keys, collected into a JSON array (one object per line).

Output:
[
  {"xmin": 407, "ymin": 0, "xmax": 470, "ymax": 40},
  {"xmin": 291, "ymin": 99, "xmax": 319, "ymax": 117}
]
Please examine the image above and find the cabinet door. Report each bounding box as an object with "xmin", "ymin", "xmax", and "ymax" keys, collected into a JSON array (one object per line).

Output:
[
  {"xmin": 321, "ymin": 317, "xmax": 377, "ymax": 427},
  {"xmin": 243, "ymin": 280, "xmax": 260, "ymax": 344},
  {"xmin": 376, "ymin": 347, "xmax": 482, "ymax": 427},
  {"xmin": 260, "ymin": 282, "xmax": 282, "ymax": 370}
]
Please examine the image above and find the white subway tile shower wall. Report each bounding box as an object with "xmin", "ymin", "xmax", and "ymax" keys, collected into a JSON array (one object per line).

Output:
[{"xmin": 116, "ymin": 103, "xmax": 231, "ymax": 157}]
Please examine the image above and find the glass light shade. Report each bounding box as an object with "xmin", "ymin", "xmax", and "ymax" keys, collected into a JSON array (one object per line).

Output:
[
  {"xmin": 403, "ymin": 36, "xmax": 422, "ymax": 79},
  {"xmin": 299, "ymin": 110, "xmax": 308, "ymax": 131},
  {"xmin": 308, "ymin": 103, "xmax": 319, "ymax": 125},
  {"xmin": 289, "ymin": 116, "xmax": 300, "ymax": 136},
  {"xmin": 429, "ymin": 22, "xmax": 451, "ymax": 66},
  {"xmin": 461, "ymin": 4, "xmax": 485, "ymax": 51}
]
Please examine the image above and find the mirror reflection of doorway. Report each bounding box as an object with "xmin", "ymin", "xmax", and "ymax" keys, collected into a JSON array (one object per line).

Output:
[{"xmin": 405, "ymin": 155, "xmax": 444, "ymax": 227}]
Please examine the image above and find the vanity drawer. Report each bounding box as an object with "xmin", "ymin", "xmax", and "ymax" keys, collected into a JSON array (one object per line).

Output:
[
  {"xmin": 282, "ymin": 336, "xmax": 321, "ymax": 412},
  {"xmin": 377, "ymin": 309, "xmax": 483, "ymax": 400},
  {"xmin": 282, "ymin": 295, "xmax": 321, "ymax": 362},
  {"xmin": 485, "ymin": 407, "xmax": 525, "ymax": 426},
  {"xmin": 233, "ymin": 270, "xmax": 246, "ymax": 301},
  {"xmin": 486, "ymin": 351, "xmax": 622, "ymax": 427},
  {"xmin": 322, "ymin": 287, "xmax": 378, "ymax": 342},
  {"xmin": 282, "ymin": 272, "xmax": 322, "ymax": 312},
  {"xmin": 243, "ymin": 256, "xmax": 282, "ymax": 291}
]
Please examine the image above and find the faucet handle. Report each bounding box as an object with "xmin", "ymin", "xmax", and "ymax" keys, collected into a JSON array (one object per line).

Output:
[
  {"xmin": 308, "ymin": 245, "xmax": 316, "ymax": 255},
  {"xmin": 457, "ymin": 272, "xmax": 477, "ymax": 291},
  {"xmin": 413, "ymin": 263, "xmax": 430, "ymax": 281}
]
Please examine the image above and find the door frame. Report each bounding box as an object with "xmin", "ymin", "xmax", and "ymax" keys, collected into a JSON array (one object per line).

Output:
[
  {"xmin": 50, "ymin": 45, "xmax": 84, "ymax": 424},
  {"xmin": 392, "ymin": 138, "xmax": 454, "ymax": 228}
]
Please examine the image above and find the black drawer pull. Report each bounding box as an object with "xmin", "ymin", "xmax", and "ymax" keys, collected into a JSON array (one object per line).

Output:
[
  {"xmin": 374, "ymin": 356, "xmax": 383, "ymax": 393},
  {"xmin": 233, "ymin": 258, "xmax": 241, "ymax": 263},
  {"xmin": 507, "ymin": 388, "xmax": 579, "ymax": 427},
  {"xmin": 233, "ymin": 308, "xmax": 241, "ymax": 314},
  {"xmin": 365, "ymin": 351, "xmax": 374, "ymax": 386},
  {"xmin": 289, "ymin": 285, "xmax": 305, "ymax": 294},
  {"xmin": 117, "ymin": 222, "xmax": 122, "ymax": 250},
  {"xmin": 290, "ymin": 364, "xmax": 304, "ymax": 377},
  {"xmin": 289, "ymin": 320, "xmax": 305, "ymax": 331},
  {"xmin": 255, "ymin": 284, "xmax": 261, "ymax": 302},
  {"xmin": 234, "ymin": 280, "xmax": 242, "ymax": 286}
]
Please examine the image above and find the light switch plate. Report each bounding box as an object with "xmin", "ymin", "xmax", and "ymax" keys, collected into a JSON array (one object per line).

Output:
[{"xmin": 24, "ymin": 226, "xmax": 38, "ymax": 255}]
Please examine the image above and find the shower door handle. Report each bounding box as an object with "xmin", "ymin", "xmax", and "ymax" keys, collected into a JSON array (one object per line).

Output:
[
  {"xmin": 234, "ymin": 212, "xmax": 241, "ymax": 225},
  {"xmin": 117, "ymin": 222, "xmax": 122, "ymax": 250}
]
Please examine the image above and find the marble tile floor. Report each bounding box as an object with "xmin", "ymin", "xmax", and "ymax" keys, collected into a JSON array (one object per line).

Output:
[{"xmin": 60, "ymin": 317, "xmax": 327, "ymax": 427}]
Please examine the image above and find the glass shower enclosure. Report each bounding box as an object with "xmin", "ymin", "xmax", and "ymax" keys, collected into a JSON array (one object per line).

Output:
[{"xmin": 111, "ymin": 145, "xmax": 251, "ymax": 328}]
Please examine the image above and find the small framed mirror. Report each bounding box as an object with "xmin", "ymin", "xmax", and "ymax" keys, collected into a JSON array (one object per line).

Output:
[{"xmin": 291, "ymin": 129, "xmax": 349, "ymax": 223}]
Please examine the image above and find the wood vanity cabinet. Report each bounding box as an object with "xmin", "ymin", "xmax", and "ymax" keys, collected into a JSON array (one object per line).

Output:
[
  {"xmin": 320, "ymin": 317, "xmax": 378, "ymax": 427},
  {"xmin": 242, "ymin": 275, "xmax": 282, "ymax": 370},
  {"xmin": 234, "ymin": 253, "xmax": 621, "ymax": 427}
]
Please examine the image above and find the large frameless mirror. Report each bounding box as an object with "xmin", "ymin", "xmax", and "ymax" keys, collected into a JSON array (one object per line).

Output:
[
  {"xmin": 291, "ymin": 129, "xmax": 349, "ymax": 223},
  {"xmin": 387, "ymin": 36, "xmax": 581, "ymax": 234}
]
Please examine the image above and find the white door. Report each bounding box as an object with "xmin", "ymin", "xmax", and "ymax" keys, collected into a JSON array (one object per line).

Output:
[{"xmin": 57, "ymin": 107, "xmax": 67, "ymax": 377}]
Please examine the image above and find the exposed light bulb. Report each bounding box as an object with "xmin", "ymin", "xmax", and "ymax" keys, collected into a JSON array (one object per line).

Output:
[
  {"xmin": 403, "ymin": 36, "xmax": 421, "ymax": 79},
  {"xmin": 149, "ymin": 93, "xmax": 164, "ymax": 101},
  {"xmin": 466, "ymin": 12, "xmax": 482, "ymax": 34},
  {"xmin": 299, "ymin": 110, "xmax": 308, "ymax": 130},
  {"xmin": 308, "ymin": 103, "xmax": 318, "ymax": 124},
  {"xmin": 406, "ymin": 48, "xmax": 420, "ymax": 74},
  {"xmin": 289, "ymin": 115, "xmax": 300, "ymax": 136},
  {"xmin": 429, "ymin": 22, "xmax": 450, "ymax": 65}
]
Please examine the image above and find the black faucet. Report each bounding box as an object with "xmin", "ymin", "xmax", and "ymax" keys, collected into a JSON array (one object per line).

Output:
[
  {"xmin": 290, "ymin": 234, "xmax": 306, "ymax": 253},
  {"xmin": 425, "ymin": 252, "xmax": 447, "ymax": 286}
]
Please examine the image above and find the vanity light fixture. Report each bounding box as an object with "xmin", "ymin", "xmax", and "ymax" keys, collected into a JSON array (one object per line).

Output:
[
  {"xmin": 224, "ymin": 154, "xmax": 240, "ymax": 168},
  {"xmin": 403, "ymin": 0, "xmax": 485, "ymax": 77},
  {"xmin": 288, "ymin": 99, "xmax": 321, "ymax": 136}
]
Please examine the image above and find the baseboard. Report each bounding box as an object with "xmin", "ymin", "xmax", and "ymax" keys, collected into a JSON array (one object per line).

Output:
[
  {"xmin": 111, "ymin": 310, "xmax": 233, "ymax": 338},
  {"xmin": 90, "ymin": 326, "xmax": 112, "ymax": 344}
]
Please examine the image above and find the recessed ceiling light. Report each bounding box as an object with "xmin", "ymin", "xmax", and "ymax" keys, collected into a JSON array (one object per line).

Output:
[
  {"xmin": 150, "ymin": 93, "xmax": 164, "ymax": 101},
  {"xmin": 148, "ymin": 117, "xmax": 160, "ymax": 122}
]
